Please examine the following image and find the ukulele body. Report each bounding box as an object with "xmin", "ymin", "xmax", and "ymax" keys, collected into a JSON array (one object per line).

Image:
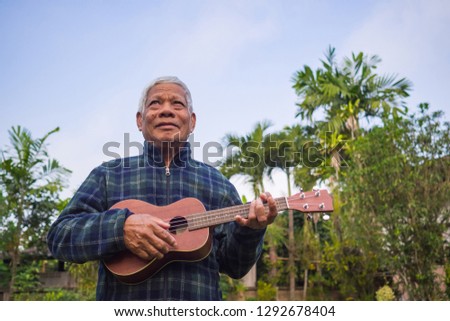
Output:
[{"xmin": 104, "ymin": 198, "xmax": 211, "ymax": 284}]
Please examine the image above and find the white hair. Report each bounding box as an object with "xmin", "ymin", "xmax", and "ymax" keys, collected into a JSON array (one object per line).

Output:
[{"xmin": 138, "ymin": 76, "xmax": 193, "ymax": 114}]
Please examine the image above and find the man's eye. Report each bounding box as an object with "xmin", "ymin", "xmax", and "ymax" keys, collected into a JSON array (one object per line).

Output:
[{"xmin": 148, "ymin": 100, "xmax": 160, "ymax": 107}]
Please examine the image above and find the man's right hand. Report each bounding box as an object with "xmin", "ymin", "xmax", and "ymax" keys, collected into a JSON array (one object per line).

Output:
[{"xmin": 123, "ymin": 214, "xmax": 178, "ymax": 260}]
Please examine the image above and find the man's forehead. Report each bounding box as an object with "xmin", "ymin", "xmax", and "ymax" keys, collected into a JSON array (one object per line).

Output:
[{"xmin": 147, "ymin": 83, "xmax": 186, "ymax": 97}]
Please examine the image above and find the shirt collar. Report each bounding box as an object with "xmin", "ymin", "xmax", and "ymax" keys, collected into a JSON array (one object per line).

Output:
[{"xmin": 143, "ymin": 141, "xmax": 192, "ymax": 167}]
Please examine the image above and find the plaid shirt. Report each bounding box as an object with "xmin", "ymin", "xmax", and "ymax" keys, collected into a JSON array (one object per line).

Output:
[{"xmin": 47, "ymin": 142, "xmax": 265, "ymax": 300}]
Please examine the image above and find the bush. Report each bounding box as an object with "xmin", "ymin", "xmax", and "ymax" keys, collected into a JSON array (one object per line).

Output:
[
  {"xmin": 257, "ymin": 280, "xmax": 277, "ymax": 300},
  {"xmin": 375, "ymin": 285, "xmax": 395, "ymax": 301}
]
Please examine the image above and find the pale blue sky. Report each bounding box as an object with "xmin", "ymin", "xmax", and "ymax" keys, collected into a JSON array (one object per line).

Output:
[{"xmin": 1, "ymin": 0, "xmax": 449, "ymax": 198}]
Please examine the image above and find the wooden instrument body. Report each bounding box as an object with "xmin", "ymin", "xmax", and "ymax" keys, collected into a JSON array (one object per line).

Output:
[{"xmin": 104, "ymin": 198, "xmax": 211, "ymax": 284}]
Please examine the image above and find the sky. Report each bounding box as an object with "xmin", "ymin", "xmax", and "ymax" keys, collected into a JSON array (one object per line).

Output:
[{"xmin": 1, "ymin": 0, "xmax": 449, "ymax": 199}]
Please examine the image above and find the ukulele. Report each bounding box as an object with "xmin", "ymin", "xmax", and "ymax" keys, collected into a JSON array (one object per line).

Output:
[{"xmin": 103, "ymin": 189, "xmax": 333, "ymax": 284}]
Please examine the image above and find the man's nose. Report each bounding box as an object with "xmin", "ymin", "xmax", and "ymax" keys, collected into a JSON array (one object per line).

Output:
[{"xmin": 158, "ymin": 101, "xmax": 175, "ymax": 117}]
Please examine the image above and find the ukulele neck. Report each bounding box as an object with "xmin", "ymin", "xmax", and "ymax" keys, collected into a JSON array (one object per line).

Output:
[{"xmin": 187, "ymin": 197, "xmax": 288, "ymax": 231}]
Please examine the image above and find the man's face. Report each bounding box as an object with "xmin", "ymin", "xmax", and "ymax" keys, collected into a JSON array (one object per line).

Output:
[{"xmin": 136, "ymin": 83, "xmax": 196, "ymax": 148}]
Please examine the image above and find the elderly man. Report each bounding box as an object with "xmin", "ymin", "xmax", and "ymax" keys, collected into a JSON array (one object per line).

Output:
[{"xmin": 47, "ymin": 76, "xmax": 278, "ymax": 300}]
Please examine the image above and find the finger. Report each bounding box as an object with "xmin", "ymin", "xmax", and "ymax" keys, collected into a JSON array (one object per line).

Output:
[
  {"xmin": 254, "ymin": 198, "xmax": 268, "ymax": 224},
  {"xmin": 144, "ymin": 224, "xmax": 176, "ymax": 251},
  {"xmin": 266, "ymin": 194, "xmax": 278, "ymax": 223},
  {"xmin": 235, "ymin": 214, "xmax": 248, "ymax": 227},
  {"xmin": 154, "ymin": 226, "xmax": 177, "ymax": 247},
  {"xmin": 133, "ymin": 247, "xmax": 153, "ymax": 260},
  {"xmin": 259, "ymin": 192, "xmax": 269, "ymax": 202},
  {"xmin": 141, "ymin": 240, "xmax": 167, "ymax": 260},
  {"xmin": 139, "ymin": 229, "xmax": 174, "ymax": 260},
  {"xmin": 263, "ymin": 192, "xmax": 276, "ymax": 211},
  {"xmin": 150, "ymin": 216, "xmax": 171, "ymax": 229},
  {"xmin": 126, "ymin": 235, "xmax": 166, "ymax": 261},
  {"xmin": 259, "ymin": 192, "xmax": 277, "ymax": 223},
  {"xmin": 245, "ymin": 199, "xmax": 259, "ymax": 224},
  {"xmin": 235, "ymin": 200, "xmax": 256, "ymax": 227}
]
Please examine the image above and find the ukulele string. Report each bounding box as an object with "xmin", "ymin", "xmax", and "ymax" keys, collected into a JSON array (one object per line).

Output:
[
  {"xmin": 163, "ymin": 197, "xmax": 290, "ymax": 231},
  {"xmin": 163, "ymin": 195, "xmax": 324, "ymax": 231},
  {"xmin": 163, "ymin": 204, "xmax": 253, "ymax": 231}
]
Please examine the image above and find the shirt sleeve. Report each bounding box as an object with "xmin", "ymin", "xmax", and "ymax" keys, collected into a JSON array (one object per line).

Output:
[
  {"xmin": 214, "ymin": 186, "xmax": 266, "ymax": 279},
  {"xmin": 46, "ymin": 166, "xmax": 130, "ymax": 263}
]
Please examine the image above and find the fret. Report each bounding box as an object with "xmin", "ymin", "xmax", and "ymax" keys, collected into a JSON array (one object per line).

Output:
[
  {"xmin": 187, "ymin": 196, "xmax": 291, "ymax": 231},
  {"xmin": 170, "ymin": 191, "xmax": 332, "ymax": 232}
]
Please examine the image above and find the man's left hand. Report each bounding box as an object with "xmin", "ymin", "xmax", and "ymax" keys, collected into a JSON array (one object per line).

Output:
[{"xmin": 235, "ymin": 192, "xmax": 278, "ymax": 229}]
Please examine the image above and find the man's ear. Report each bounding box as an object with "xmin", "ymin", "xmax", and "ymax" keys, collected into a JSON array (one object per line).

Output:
[
  {"xmin": 136, "ymin": 112, "xmax": 143, "ymax": 131},
  {"xmin": 190, "ymin": 112, "xmax": 197, "ymax": 133}
]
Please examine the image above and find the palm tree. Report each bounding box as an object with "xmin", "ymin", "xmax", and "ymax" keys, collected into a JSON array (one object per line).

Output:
[
  {"xmin": 293, "ymin": 46, "xmax": 411, "ymax": 139},
  {"xmin": 221, "ymin": 120, "xmax": 273, "ymax": 197},
  {"xmin": 0, "ymin": 126, "xmax": 70, "ymax": 298},
  {"xmin": 292, "ymin": 46, "xmax": 412, "ymax": 182},
  {"xmin": 220, "ymin": 120, "xmax": 272, "ymax": 290},
  {"xmin": 265, "ymin": 124, "xmax": 317, "ymax": 299}
]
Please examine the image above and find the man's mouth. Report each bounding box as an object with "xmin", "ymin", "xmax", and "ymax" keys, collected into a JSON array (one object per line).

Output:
[{"xmin": 156, "ymin": 122, "xmax": 178, "ymax": 129}]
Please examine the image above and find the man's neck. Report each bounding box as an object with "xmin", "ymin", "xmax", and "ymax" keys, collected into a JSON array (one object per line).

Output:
[{"xmin": 154, "ymin": 141, "xmax": 186, "ymax": 167}]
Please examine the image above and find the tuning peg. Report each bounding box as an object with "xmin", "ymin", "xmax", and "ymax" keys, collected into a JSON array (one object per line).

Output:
[
  {"xmin": 306, "ymin": 213, "xmax": 313, "ymax": 221},
  {"xmin": 322, "ymin": 213, "xmax": 330, "ymax": 221}
]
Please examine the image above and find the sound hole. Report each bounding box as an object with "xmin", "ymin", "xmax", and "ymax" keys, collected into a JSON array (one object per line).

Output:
[{"xmin": 169, "ymin": 216, "xmax": 188, "ymax": 234}]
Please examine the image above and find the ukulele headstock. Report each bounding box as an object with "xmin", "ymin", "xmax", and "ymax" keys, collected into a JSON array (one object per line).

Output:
[{"xmin": 286, "ymin": 189, "xmax": 333, "ymax": 219}]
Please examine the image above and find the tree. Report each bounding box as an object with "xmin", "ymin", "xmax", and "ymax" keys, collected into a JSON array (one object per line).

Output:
[
  {"xmin": 340, "ymin": 104, "xmax": 450, "ymax": 299},
  {"xmin": 221, "ymin": 120, "xmax": 273, "ymax": 197},
  {"xmin": 292, "ymin": 46, "xmax": 412, "ymax": 181},
  {"xmin": 220, "ymin": 120, "xmax": 273, "ymax": 290},
  {"xmin": 265, "ymin": 124, "xmax": 316, "ymax": 300},
  {"xmin": 292, "ymin": 46, "xmax": 411, "ymax": 138},
  {"xmin": 290, "ymin": 47, "xmax": 417, "ymax": 300},
  {"xmin": 0, "ymin": 126, "xmax": 70, "ymax": 298}
]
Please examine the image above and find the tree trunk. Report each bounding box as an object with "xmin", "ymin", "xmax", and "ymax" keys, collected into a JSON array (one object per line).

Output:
[
  {"xmin": 286, "ymin": 169, "xmax": 296, "ymax": 300},
  {"xmin": 268, "ymin": 241, "xmax": 278, "ymax": 280},
  {"xmin": 303, "ymin": 268, "xmax": 308, "ymax": 300},
  {"xmin": 8, "ymin": 249, "xmax": 20, "ymax": 299},
  {"xmin": 288, "ymin": 209, "xmax": 296, "ymax": 300},
  {"xmin": 9, "ymin": 198, "xmax": 24, "ymax": 299}
]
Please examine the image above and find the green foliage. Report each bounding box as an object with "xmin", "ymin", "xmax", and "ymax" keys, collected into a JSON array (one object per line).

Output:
[
  {"xmin": 376, "ymin": 285, "xmax": 395, "ymax": 301},
  {"xmin": 291, "ymin": 47, "xmax": 447, "ymax": 301},
  {"xmin": 0, "ymin": 261, "xmax": 11, "ymax": 288},
  {"xmin": 220, "ymin": 274, "xmax": 246, "ymax": 300},
  {"xmin": 67, "ymin": 262, "xmax": 98, "ymax": 300},
  {"xmin": 257, "ymin": 280, "xmax": 277, "ymax": 300},
  {"xmin": 292, "ymin": 46, "xmax": 411, "ymax": 133},
  {"xmin": 340, "ymin": 103, "xmax": 449, "ymax": 300},
  {"xmin": 40, "ymin": 289, "xmax": 84, "ymax": 301},
  {"xmin": 292, "ymin": 46, "xmax": 412, "ymax": 182},
  {"xmin": 0, "ymin": 125, "xmax": 70, "ymax": 296},
  {"xmin": 13, "ymin": 288, "xmax": 86, "ymax": 301},
  {"xmin": 265, "ymin": 124, "xmax": 317, "ymax": 190},
  {"xmin": 13, "ymin": 262, "xmax": 41, "ymax": 293},
  {"xmin": 10, "ymin": 260, "xmax": 96, "ymax": 301},
  {"xmin": 322, "ymin": 239, "xmax": 379, "ymax": 300},
  {"xmin": 221, "ymin": 120, "xmax": 273, "ymax": 197}
]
